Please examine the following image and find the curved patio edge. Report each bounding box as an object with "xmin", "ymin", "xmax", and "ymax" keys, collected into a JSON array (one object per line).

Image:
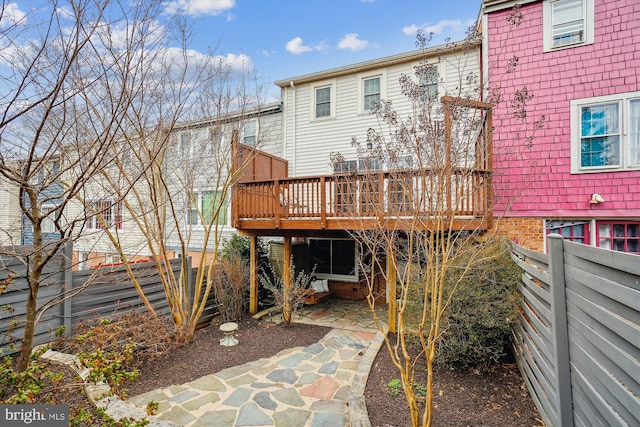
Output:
[{"xmin": 348, "ymin": 330, "xmax": 385, "ymax": 427}]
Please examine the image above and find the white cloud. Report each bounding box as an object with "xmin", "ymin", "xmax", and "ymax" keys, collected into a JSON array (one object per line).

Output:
[
  {"xmin": 285, "ymin": 37, "xmax": 312, "ymax": 55},
  {"xmin": 338, "ymin": 33, "xmax": 369, "ymax": 51},
  {"xmin": 163, "ymin": 0, "xmax": 235, "ymax": 17},
  {"xmin": 0, "ymin": 3, "xmax": 26, "ymax": 28},
  {"xmin": 402, "ymin": 18, "xmax": 475, "ymax": 36}
]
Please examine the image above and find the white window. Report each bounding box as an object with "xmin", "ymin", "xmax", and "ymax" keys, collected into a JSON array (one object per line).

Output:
[
  {"xmin": 243, "ymin": 121, "xmax": 257, "ymax": 146},
  {"xmin": 418, "ymin": 65, "xmax": 439, "ymax": 102},
  {"xmin": 206, "ymin": 128, "xmax": 223, "ymax": 155},
  {"xmin": 333, "ymin": 160, "xmax": 357, "ymax": 174},
  {"xmin": 315, "ymin": 86, "xmax": 331, "ymax": 118},
  {"xmin": 309, "ymin": 238, "xmax": 358, "ymax": 282},
  {"xmin": 543, "ymin": 0, "xmax": 594, "ymax": 52},
  {"xmin": 571, "ymin": 92, "xmax": 640, "ymax": 173},
  {"xmin": 85, "ymin": 200, "xmax": 123, "ymax": 230},
  {"xmin": 180, "ymin": 132, "xmax": 191, "ymax": 156},
  {"xmin": 597, "ymin": 221, "xmax": 640, "ymax": 254},
  {"xmin": 358, "ymin": 157, "xmax": 384, "ymax": 172},
  {"xmin": 187, "ymin": 191, "xmax": 228, "ymax": 227},
  {"xmin": 106, "ymin": 254, "xmax": 122, "ymax": 265},
  {"xmin": 41, "ymin": 204, "xmax": 56, "ymax": 234},
  {"xmin": 78, "ymin": 252, "xmax": 89, "ymax": 270},
  {"xmin": 363, "ymin": 76, "xmax": 381, "ymax": 111}
]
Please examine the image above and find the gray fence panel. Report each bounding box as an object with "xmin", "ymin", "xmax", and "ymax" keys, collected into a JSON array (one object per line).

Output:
[
  {"xmin": 1, "ymin": 247, "xmax": 217, "ymax": 356},
  {"xmin": 0, "ymin": 248, "xmax": 69, "ymax": 355},
  {"xmin": 510, "ymin": 239, "xmax": 640, "ymax": 427}
]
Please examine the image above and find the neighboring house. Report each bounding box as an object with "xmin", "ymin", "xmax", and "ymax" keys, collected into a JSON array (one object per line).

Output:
[
  {"xmin": 163, "ymin": 102, "xmax": 283, "ymax": 266},
  {"xmin": 19, "ymin": 158, "xmax": 64, "ymax": 246},
  {"xmin": 482, "ymin": 0, "xmax": 640, "ymax": 253},
  {"xmin": 0, "ymin": 178, "xmax": 22, "ymax": 247}
]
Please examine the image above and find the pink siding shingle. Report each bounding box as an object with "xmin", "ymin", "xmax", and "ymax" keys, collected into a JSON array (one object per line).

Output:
[{"xmin": 487, "ymin": 0, "xmax": 640, "ymax": 218}]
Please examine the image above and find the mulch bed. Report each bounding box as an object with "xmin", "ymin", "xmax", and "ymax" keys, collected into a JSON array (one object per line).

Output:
[{"xmin": 29, "ymin": 315, "xmax": 543, "ymax": 426}]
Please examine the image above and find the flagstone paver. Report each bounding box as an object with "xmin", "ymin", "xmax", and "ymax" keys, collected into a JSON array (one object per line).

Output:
[{"xmin": 127, "ymin": 300, "xmax": 386, "ymax": 426}]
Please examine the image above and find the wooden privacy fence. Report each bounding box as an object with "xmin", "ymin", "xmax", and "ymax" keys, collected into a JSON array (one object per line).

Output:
[
  {"xmin": 510, "ymin": 235, "xmax": 640, "ymax": 427},
  {"xmin": 0, "ymin": 244, "xmax": 214, "ymax": 356}
]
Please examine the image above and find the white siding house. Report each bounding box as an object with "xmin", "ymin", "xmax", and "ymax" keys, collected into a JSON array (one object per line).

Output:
[
  {"xmin": 163, "ymin": 102, "xmax": 283, "ymax": 263},
  {"xmin": 0, "ymin": 178, "xmax": 22, "ymax": 247},
  {"xmin": 275, "ymin": 41, "xmax": 481, "ymax": 177}
]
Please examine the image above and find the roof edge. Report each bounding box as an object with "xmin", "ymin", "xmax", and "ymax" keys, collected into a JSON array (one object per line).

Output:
[{"xmin": 275, "ymin": 39, "xmax": 481, "ymax": 88}]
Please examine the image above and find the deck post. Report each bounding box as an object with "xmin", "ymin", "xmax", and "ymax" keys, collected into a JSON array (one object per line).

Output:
[
  {"xmin": 387, "ymin": 242, "xmax": 397, "ymax": 334},
  {"xmin": 283, "ymin": 236, "xmax": 292, "ymax": 324},
  {"xmin": 249, "ymin": 236, "xmax": 259, "ymax": 314}
]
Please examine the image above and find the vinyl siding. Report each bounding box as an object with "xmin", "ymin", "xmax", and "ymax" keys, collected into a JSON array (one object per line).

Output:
[{"xmin": 282, "ymin": 48, "xmax": 481, "ymax": 178}]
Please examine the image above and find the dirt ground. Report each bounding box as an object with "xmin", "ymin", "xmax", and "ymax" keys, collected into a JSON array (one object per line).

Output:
[{"xmin": 35, "ymin": 317, "xmax": 543, "ymax": 426}]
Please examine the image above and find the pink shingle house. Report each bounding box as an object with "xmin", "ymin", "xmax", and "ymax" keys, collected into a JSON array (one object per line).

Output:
[{"xmin": 482, "ymin": 0, "xmax": 640, "ymax": 253}]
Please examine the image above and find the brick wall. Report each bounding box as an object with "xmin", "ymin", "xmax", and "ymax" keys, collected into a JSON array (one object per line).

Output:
[
  {"xmin": 329, "ymin": 273, "xmax": 386, "ymax": 301},
  {"xmin": 491, "ymin": 217, "xmax": 545, "ymax": 252}
]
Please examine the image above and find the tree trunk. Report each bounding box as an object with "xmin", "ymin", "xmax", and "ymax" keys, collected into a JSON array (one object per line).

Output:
[{"xmin": 17, "ymin": 274, "xmax": 41, "ymax": 371}]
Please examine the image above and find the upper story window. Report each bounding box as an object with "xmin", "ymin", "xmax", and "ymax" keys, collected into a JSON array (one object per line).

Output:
[
  {"xmin": 243, "ymin": 121, "xmax": 257, "ymax": 146},
  {"xmin": 41, "ymin": 204, "xmax": 57, "ymax": 234},
  {"xmin": 571, "ymin": 92, "xmax": 640, "ymax": 173},
  {"xmin": 37, "ymin": 160, "xmax": 60, "ymax": 185},
  {"xmin": 180, "ymin": 132, "xmax": 191, "ymax": 156},
  {"xmin": 363, "ymin": 77, "xmax": 381, "ymax": 111},
  {"xmin": 418, "ymin": 65, "xmax": 439, "ymax": 102},
  {"xmin": 315, "ymin": 86, "xmax": 331, "ymax": 118},
  {"xmin": 206, "ymin": 128, "xmax": 223, "ymax": 155},
  {"xmin": 543, "ymin": 0, "xmax": 594, "ymax": 52},
  {"xmin": 187, "ymin": 191, "xmax": 228, "ymax": 227},
  {"xmin": 85, "ymin": 200, "xmax": 123, "ymax": 230}
]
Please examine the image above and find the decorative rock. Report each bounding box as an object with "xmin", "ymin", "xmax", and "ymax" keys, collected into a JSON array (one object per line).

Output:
[{"xmin": 220, "ymin": 322, "xmax": 239, "ymax": 346}]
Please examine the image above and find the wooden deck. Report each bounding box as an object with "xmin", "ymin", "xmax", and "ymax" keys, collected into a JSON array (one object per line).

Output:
[
  {"xmin": 231, "ymin": 96, "xmax": 493, "ymax": 236},
  {"xmin": 232, "ymin": 169, "xmax": 492, "ymax": 234}
]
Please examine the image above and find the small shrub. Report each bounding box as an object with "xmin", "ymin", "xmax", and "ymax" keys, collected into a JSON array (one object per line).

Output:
[
  {"xmin": 146, "ymin": 400, "xmax": 159, "ymax": 416},
  {"xmin": 259, "ymin": 259, "xmax": 314, "ymax": 327},
  {"xmin": 388, "ymin": 378, "xmax": 403, "ymax": 396},
  {"xmin": 212, "ymin": 260, "xmax": 248, "ymax": 323},
  {"xmin": 436, "ymin": 240, "xmax": 521, "ymax": 370}
]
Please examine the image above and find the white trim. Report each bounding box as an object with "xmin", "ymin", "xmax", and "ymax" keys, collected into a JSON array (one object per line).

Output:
[
  {"xmin": 310, "ymin": 79, "xmax": 336, "ymax": 121},
  {"xmin": 543, "ymin": 0, "xmax": 594, "ymax": 52},
  {"xmin": 570, "ymin": 91, "xmax": 640, "ymax": 174},
  {"xmin": 358, "ymin": 71, "xmax": 387, "ymax": 114},
  {"xmin": 41, "ymin": 204, "xmax": 57, "ymax": 234},
  {"xmin": 309, "ymin": 237, "xmax": 359, "ymax": 282}
]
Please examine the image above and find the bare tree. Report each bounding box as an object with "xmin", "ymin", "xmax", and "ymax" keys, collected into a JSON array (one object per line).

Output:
[
  {"xmin": 96, "ymin": 64, "xmax": 277, "ymax": 341},
  {"xmin": 341, "ymin": 31, "xmax": 495, "ymax": 426},
  {"xmin": 347, "ymin": 17, "xmax": 543, "ymax": 424},
  {"xmin": 0, "ymin": 0, "xmax": 186, "ymax": 370}
]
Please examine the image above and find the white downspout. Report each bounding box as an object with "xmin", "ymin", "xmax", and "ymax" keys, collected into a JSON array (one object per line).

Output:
[{"xmin": 289, "ymin": 81, "xmax": 296, "ymax": 176}]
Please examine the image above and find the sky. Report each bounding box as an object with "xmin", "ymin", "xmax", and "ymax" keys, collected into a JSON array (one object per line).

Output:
[
  {"xmin": 1, "ymin": 0, "xmax": 482, "ymax": 101},
  {"xmin": 161, "ymin": 0, "xmax": 481, "ymax": 100}
]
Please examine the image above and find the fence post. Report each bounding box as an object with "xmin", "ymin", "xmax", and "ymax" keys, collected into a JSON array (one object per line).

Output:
[
  {"xmin": 62, "ymin": 241, "xmax": 73, "ymax": 334},
  {"xmin": 547, "ymin": 234, "xmax": 574, "ymax": 426}
]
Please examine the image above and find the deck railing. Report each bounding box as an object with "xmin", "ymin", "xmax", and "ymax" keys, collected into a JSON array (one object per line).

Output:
[
  {"xmin": 232, "ymin": 167, "xmax": 492, "ymax": 231},
  {"xmin": 231, "ymin": 96, "xmax": 493, "ymax": 233}
]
